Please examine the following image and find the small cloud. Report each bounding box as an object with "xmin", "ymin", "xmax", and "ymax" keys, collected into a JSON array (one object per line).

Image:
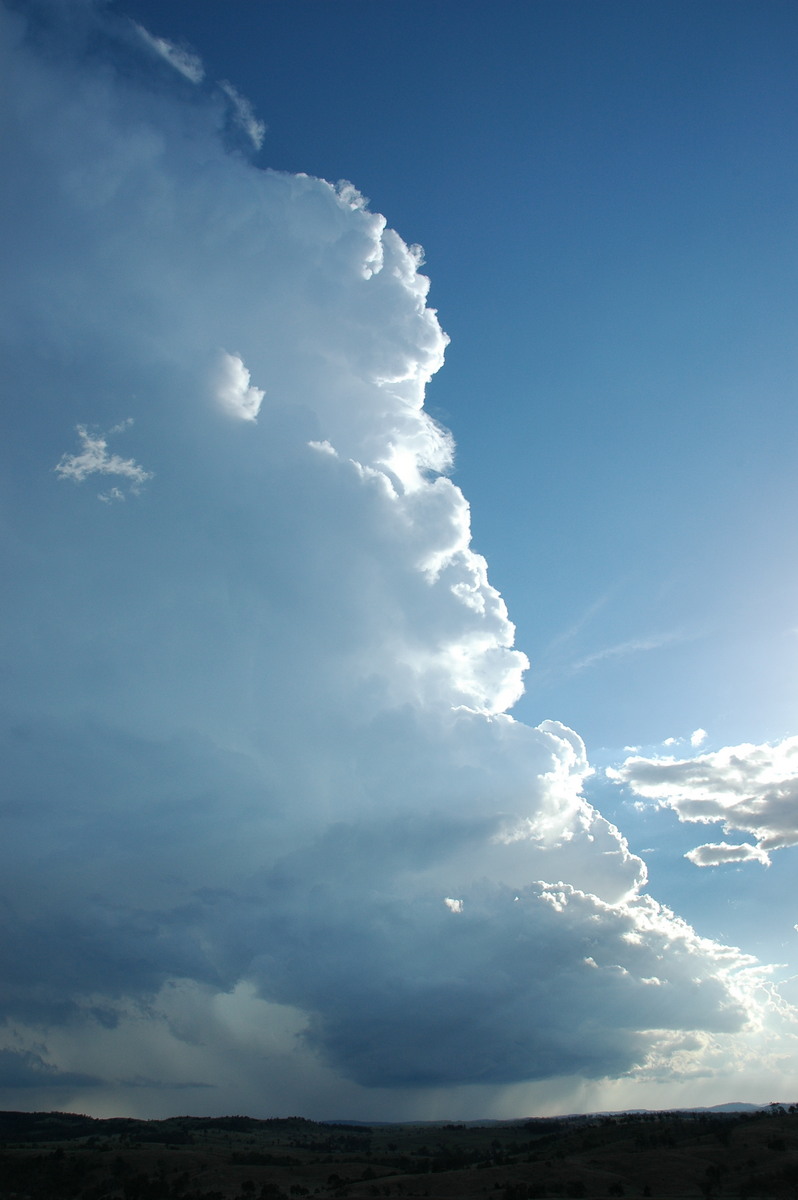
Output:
[
  {"xmin": 215, "ymin": 353, "xmax": 265, "ymax": 422},
  {"xmin": 219, "ymin": 82, "xmax": 266, "ymax": 150},
  {"xmin": 55, "ymin": 422, "xmax": 152, "ymax": 499},
  {"xmin": 98, "ymin": 487, "xmax": 126, "ymax": 504},
  {"xmin": 133, "ymin": 24, "xmax": 204, "ymax": 84},
  {"xmin": 663, "ymin": 737, "xmax": 677, "ymax": 747},
  {"xmin": 691, "ymin": 728, "xmax": 708, "ymax": 747},
  {"xmin": 443, "ymin": 897, "xmax": 463, "ymax": 913},
  {"xmin": 685, "ymin": 842, "xmax": 771, "ymax": 868}
]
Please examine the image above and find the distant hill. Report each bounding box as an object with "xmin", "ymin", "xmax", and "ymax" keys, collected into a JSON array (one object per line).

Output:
[
  {"xmin": 706, "ymin": 1103, "xmax": 767, "ymax": 1113},
  {"xmin": 1, "ymin": 1105, "xmax": 798, "ymax": 1198},
  {"xmin": 329, "ymin": 1104, "xmax": 779, "ymax": 1125}
]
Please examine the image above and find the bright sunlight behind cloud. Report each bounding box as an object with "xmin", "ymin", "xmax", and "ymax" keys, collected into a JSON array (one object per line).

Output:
[{"xmin": 1, "ymin": 0, "xmax": 796, "ymax": 1119}]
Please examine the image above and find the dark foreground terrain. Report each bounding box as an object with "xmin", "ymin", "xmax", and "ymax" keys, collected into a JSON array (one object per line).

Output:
[{"xmin": 1, "ymin": 1106, "xmax": 797, "ymax": 1200}]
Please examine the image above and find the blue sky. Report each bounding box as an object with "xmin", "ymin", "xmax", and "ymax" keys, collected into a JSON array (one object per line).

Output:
[{"xmin": 2, "ymin": 0, "xmax": 798, "ymax": 1118}]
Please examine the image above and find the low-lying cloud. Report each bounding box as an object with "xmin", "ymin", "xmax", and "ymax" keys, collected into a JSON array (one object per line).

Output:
[
  {"xmin": 0, "ymin": 0, "xmax": 792, "ymax": 1117},
  {"xmin": 609, "ymin": 736, "xmax": 798, "ymax": 867}
]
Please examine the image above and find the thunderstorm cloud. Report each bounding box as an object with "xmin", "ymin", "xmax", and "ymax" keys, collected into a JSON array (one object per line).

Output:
[{"xmin": 0, "ymin": 0, "xmax": 793, "ymax": 1118}]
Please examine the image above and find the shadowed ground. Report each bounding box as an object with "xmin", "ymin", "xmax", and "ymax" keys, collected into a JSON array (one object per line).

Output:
[{"xmin": 1, "ymin": 1106, "xmax": 797, "ymax": 1199}]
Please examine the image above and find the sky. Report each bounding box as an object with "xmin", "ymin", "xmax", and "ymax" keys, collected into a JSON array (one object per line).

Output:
[{"xmin": 1, "ymin": 0, "xmax": 798, "ymax": 1120}]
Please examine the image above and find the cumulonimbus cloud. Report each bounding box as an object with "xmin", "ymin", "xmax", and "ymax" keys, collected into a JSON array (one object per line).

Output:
[{"xmin": 0, "ymin": 0, "xmax": 791, "ymax": 1117}]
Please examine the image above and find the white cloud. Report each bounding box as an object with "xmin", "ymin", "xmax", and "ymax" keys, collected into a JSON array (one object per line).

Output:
[
  {"xmin": 133, "ymin": 23, "xmax": 204, "ymax": 84},
  {"xmin": 0, "ymin": 0, "xmax": 792, "ymax": 1117},
  {"xmin": 55, "ymin": 423, "xmax": 152, "ymax": 496},
  {"xmin": 609, "ymin": 735, "xmax": 798, "ymax": 862},
  {"xmin": 685, "ymin": 842, "xmax": 772, "ymax": 868},
  {"xmin": 219, "ymin": 80, "xmax": 266, "ymax": 150},
  {"xmin": 215, "ymin": 352, "xmax": 265, "ymax": 421},
  {"xmin": 691, "ymin": 727, "xmax": 708, "ymax": 747},
  {"xmin": 98, "ymin": 486, "xmax": 126, "ymax": 504}
]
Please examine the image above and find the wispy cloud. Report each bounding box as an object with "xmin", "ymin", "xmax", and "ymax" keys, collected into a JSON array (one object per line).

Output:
[
  {"xmin": 541, "ymin": 591, "xmax": 614, "ymax": 657},
  {"xmin": 531, "ymin": 584, "xmax": 690, "ymax": 688},
  {"xmin": 133, "ymin": 23, "xmax": 204, "ymax": 84},
  {"xmin": 570, "ymin": 630, "xmax": 685, "ymax": 674},
  {"xmin": 219, "ymin": 81, "xmax": 266, "ymax": 150},
  {"xmin": 55, "ymin": 422, "xmax": 152, "ymax": 499}
]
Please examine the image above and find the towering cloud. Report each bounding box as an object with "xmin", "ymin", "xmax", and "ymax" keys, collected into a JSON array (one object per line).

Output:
[{"xmin": 0, "ymin": 0, "xmax": 790, "ymax": 1117}]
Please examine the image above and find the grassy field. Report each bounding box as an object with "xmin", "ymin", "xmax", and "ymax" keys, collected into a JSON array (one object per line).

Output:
[{"xmin": 1, "ymin": 1106, "xmax": 796, "ymax": 1199}]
